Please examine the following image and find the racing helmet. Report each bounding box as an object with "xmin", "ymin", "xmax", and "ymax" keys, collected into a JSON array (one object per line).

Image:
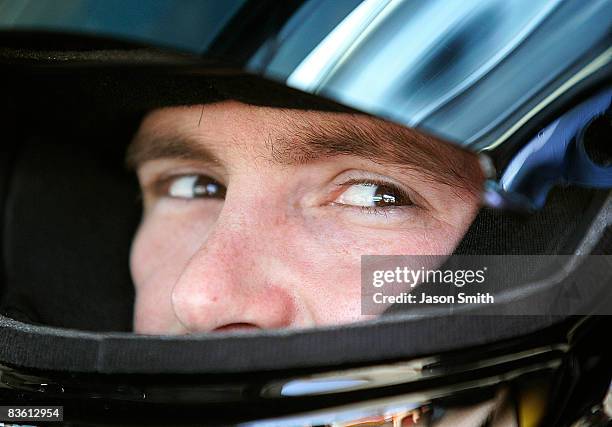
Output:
[{"xmin": 0, "ymin": 1, "xmax": 611, "ymax": 426}]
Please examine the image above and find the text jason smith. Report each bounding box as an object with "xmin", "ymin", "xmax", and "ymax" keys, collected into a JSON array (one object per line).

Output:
[{"xmin": 373, "ymin": 292, "xmax": 495, "ymax": 304}]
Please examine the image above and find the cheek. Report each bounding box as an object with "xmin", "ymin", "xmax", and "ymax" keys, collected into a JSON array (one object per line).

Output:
[
  {"xmin": 280, "ymin": 211, "xmax": 474, "ymax": 325},
  {"xmin": 309, "ymin": 209, "xmax": 470, "ymax": 257},
  {"xmin": 130, "ymin": 203, "xmax": 218, "ymax": 333},
  {"xmin": 131, "ymin": 218, "xmax": 195, "ymax": 290}
]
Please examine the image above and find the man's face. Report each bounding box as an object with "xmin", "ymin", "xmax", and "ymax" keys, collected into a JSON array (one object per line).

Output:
[{"xmin": 128, "ymin": 101, "xmax": 483, "ymax": 334}]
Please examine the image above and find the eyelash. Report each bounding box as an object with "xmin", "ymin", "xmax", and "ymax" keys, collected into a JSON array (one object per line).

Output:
[{"xmin": 357, "ymin": 206, "xmax": 394, "ymax": 216}]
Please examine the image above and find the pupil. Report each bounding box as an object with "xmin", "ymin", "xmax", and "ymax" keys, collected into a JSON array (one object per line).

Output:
[
  {"xmin": 372, "ymin": 185, "xmax": 399, "ymax": 206},
  {"xmin": 193, "ymin": 177, "xmax": 226, "ymax": 198}
]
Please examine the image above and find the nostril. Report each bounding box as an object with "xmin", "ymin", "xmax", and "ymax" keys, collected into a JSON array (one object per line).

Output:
[{"xmin": 213, "ymin": 323, "xmax": 261, "ymax": 333}]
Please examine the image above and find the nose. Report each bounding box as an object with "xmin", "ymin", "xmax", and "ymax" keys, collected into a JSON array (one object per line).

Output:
[{"xmin": 170, "ymin": 223, "xmax": 297, "ymax": 333}]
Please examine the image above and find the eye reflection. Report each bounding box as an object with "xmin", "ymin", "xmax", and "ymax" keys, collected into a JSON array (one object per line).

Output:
[
  {"xmin": 335, "ymin": 182, "xmax": 412, "ymax": 208},
  {"xmin": 167, "ymin": 175, "xmax": 226, "ymax": 199}
]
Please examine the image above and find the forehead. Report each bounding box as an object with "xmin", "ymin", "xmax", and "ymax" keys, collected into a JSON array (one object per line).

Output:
[{"xmin": 138, "ymin": 100, "xmax": 338, "ymax": 144}]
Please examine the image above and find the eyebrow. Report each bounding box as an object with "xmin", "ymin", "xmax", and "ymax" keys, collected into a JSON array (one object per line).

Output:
[
  {"xmin": 126, "ymin": 113, "xmax": 482, "ymax": 193},
  {"xmin": 128, "ymin": 132, "xmax": 220, "ymax": 167}
]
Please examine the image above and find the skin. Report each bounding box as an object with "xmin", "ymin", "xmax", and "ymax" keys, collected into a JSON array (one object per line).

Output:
[{"xmin": 129, "ymin": 101, "xmax": 483, "ymax": 334}]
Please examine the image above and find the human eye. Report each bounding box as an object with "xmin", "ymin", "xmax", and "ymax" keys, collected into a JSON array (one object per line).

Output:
[
  {"xmin": 335, "ymin": 180, "xmax": 412, "ymax": 208},
  {"xmin": 332, "ymin": 176, "xmax": 415, "ymax": 216},
  {"xmin": 163, "ymin": 174, "xmax": 226, "ymax": 200}
]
